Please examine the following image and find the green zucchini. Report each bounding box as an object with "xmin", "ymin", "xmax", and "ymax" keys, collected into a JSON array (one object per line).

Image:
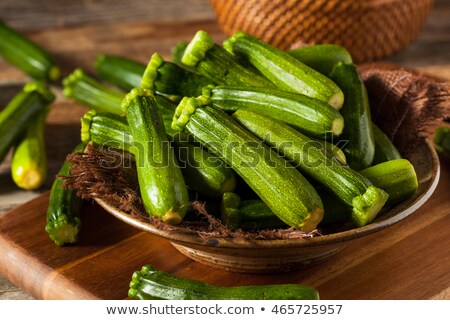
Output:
[
  {"xmin": 0, "ymin": 82, "xmax": 55, "ymax": 163},
  {"xmin": 321, "ymin": 140, "xmax": 347, "ymax": 164},
  {"xmin": 81, "ymin": 110, "xmax": 236, "ymax": 199},
  {"xmin": 45, "ymin": 143, "xmax": 86, "ymax": 246},
  {"xmin": 129, "ymin": 265, "xmax": 320, "ymax": 300},
  {"xmin": 434, "ymin": 126, "xmax": 450, "ymax": 155},
  {"xmin": 232, "ymin": 110, "xmax": 388, "ymax": 227},
  {"xmin": 172, "ymin": 133, "xmax": 237, "ymax": 198},
  {"xmin": 329, "ymin": 62, "xmax": 375, "ymax": 169},
  {"xmin": 0, "ymin": 20, "xmax": 60, "ymax": 81},
  {"xmin": 172, "ymin": 41, "xmax": 188, "ymax": 65},
  {"xmin": 11, "ymin": 106, "xmax": 49, "ymax": 190},
  {"xmin": 181, "ymin": 30, "xmax": 274, "ymax": 87},
  {"xmin": 122, "ymin": 88, "xmax": 189, "ymax": 224},
  {"xmin": 94, "ymin": 54, "xmax": 146, "ymax": 91},
  {"xmin": 140, "ymin": 52, "xmax": 212, "ymax": 97},
  {"xmin": 223, "ymin": 31, "xmax": 344, "ymax": 109},
  {"xmin": 172, "ymin": 97, "xmax": 324, "ymax": 232},
  {"xmin": 81, "ymin": 111, "xmax": 132, "ymax": 151},
  {"xmin": 223, "ymin": 196, "xmax": 288, "ymax": 230},
  {"xmin": 63, "ymin": 68, "xmax": 125, "ymax": 114},
  {"xmin": 203, "ymin": 85, "xmax": 344, "ymax": 137},
  {"xmin": 360, "ymin": 159, "xmax": 418, "ymax": 204},
  {"xmin": 63, "ymin": 69, "xmax": 177, "ymax": 134},
  {"xmin": 220, "ymin": 192, "xmax": 242, "ymax": 229},
  {"xmin": 317, "ymin": 187, "xmax": 352, "ymax": 225},
  {"xmin": 287, "ymin": 44, "xmax": 353, "ymax": 75},
  {"xmin": 372, "ymin": 123, "xmax": 402, "ymax": 164}
]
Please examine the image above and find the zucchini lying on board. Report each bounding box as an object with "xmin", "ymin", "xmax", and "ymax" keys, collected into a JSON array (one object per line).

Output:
[
  {"xmin": 0, "ymin": 82, "xmax": 55, "ymax": 164},
  {"xmin": 11, "ymin": 105, "xmax": 50, "ymax": 190},
  {"xmin": 0, "ymin": 20, "xmax": 60, "ymax": 81},
  {"xmin": 45, "ymin": 143, "xmax": 86, "ymax": 247},
  {"xmin": 129, "ymin": 265, "xmax": 319, "ymax": 300}
]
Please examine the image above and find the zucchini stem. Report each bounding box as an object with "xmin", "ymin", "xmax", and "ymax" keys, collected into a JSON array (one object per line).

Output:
[
  {"xmin": 181, "ymin": 30, "xmax": 274, "ymax": 87},
  {"xmin": 63, "ymin": 69, "xmax": 124, "ymax": 114}
]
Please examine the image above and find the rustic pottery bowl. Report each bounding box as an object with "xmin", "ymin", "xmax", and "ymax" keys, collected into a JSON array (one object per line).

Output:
[
  {"xmin": 95, "ymin": 139, "xmax": 439, "ymax": 273},
  {"xmin": 209, "ymin": 0, "xmax": 434, "ymax": 63}
]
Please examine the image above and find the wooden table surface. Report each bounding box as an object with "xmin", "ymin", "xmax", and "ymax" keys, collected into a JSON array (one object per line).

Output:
[{"xmin": 0, "ymin": 0, "xmax": 449, "ymax": 300}]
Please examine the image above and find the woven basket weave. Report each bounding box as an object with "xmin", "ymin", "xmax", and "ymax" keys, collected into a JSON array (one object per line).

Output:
[{"xmin": 210, "ymin": 0, "xmax": 434, "ymax": 63}]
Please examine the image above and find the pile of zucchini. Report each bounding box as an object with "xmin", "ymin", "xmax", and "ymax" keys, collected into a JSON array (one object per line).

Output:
[
  {"xmin": 62, "ymin": 29, "xmax": 419, "ymax": 235},
  {"xmin": 0, "ymin": 21, "xmax": 59, "ymax": 191}
]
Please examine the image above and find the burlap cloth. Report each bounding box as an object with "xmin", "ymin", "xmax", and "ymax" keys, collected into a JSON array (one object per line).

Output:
[{"xmin": 65, "ymin": 65, "xmax": 450, "ymax": 240}]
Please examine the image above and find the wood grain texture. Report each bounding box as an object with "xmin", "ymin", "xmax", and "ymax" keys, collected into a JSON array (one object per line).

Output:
[{"xmin": 0, "ymin": 154, "xmax": 449, "ymax": 300}]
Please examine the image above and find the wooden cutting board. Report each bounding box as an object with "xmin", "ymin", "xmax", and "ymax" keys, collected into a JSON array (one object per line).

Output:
[{"xmin": 0, "ymin": 154, "xmax": 449, "ymax": 300}]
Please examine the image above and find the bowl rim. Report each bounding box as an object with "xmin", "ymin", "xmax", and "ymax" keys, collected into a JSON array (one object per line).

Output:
[{"xmin": 95, "ymin": 138, "xmax": 440, "ymax": 249}]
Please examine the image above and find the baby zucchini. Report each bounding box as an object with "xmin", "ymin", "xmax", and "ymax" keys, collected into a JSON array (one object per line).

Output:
[
  {"xmin": 434, "ymin": 126, "xmax": 450, "ymax": 155},
  {"xmin": 204, "ymin": 85, "xmax": 344, "ymax": 137},
  {"xmin": 129, "ymin": 265, "xmax": 319, "ymax": 300},
  {"xmin": 0, "ymin": 20, "xmax": 60, "ymax": 81},
  {"xmin": 287, "ymin": 44, "xmax": 353, "ymax": 75},
  {"xmin": 233, "ymin": 110, "xmax": 388, "ymax": 227},
  {"xmin": 224, "ymin": 31, "xmax": 344, "ymax": 109},
  {"xmin": 0, "ymin": 82, "xmax": 55, "ymax": 163},
  {"xmin": 141, "ymin": 52, "xmax": 212, "ymax": 97},
  {"xmin": 360, "ymin": 159, "xmax": 418, "ymax": 204},
  {"xmin": 172, "ymin": 97, "xmax": 324, "ymax": 232},
  {"xmin": 181, "ymin": 30, "xmax": 274, "ymax": 87},
  {"xmin": 221, "ymin": 193, "xmax": 287, "ymax": 230},
  {"xmin": 329, "ymin": 62, "xmax": 375, "ymax": 169},
  {"xmin": 122, "ymin": 88, "xmax": 189, "ymax": 224},
  {"xmin": 372, "ymin": 123, "xmax": 402, "ymax": 165},
  {"xmin": 11, "ymin": 106, "xmax": 50, "ymax": 190},
  {"xmin": 45, "ymin": 143, "xmax": 86, "ymax": 246},
  {"xmin": 94, "ymin": 54, "xmax": 146, "ymax": 91},
  {"xmin": 64, "ymin": 70, "xmax": 177, "ymax": 134},
  {"xmin": 63, "ymin": 68, "xmax": 124, "ymax": 114}
]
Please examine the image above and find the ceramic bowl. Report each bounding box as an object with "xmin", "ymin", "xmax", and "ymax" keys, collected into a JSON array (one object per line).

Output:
[{"xmin": 95, "ymin": 138, "xmax": 439, "ymax": 273}]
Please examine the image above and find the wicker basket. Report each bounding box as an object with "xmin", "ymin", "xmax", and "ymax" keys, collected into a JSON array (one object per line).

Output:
[{"xmin": 210, "ymin": 0, "xmax": 434, "ymax": 63}]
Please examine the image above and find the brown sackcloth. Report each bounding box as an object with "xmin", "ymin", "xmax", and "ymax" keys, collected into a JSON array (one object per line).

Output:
[
  {"xmin": 360, "ymin": 66, "xmax": 450, "ymax": 155},
  {"xmin": 65, "ymin": 66, "xmax": 450, "ymax": 240}
]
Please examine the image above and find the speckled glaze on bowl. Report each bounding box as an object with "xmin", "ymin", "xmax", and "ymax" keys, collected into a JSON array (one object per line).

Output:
[{"xmin": 96, "ymin": 139, "xmax": 439, "ymax": 273}]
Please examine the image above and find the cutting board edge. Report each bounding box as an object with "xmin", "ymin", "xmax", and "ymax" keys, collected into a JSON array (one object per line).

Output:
[{"xmin": 0, "ymin": 201, "xmax": 100, "ymax": 300}]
